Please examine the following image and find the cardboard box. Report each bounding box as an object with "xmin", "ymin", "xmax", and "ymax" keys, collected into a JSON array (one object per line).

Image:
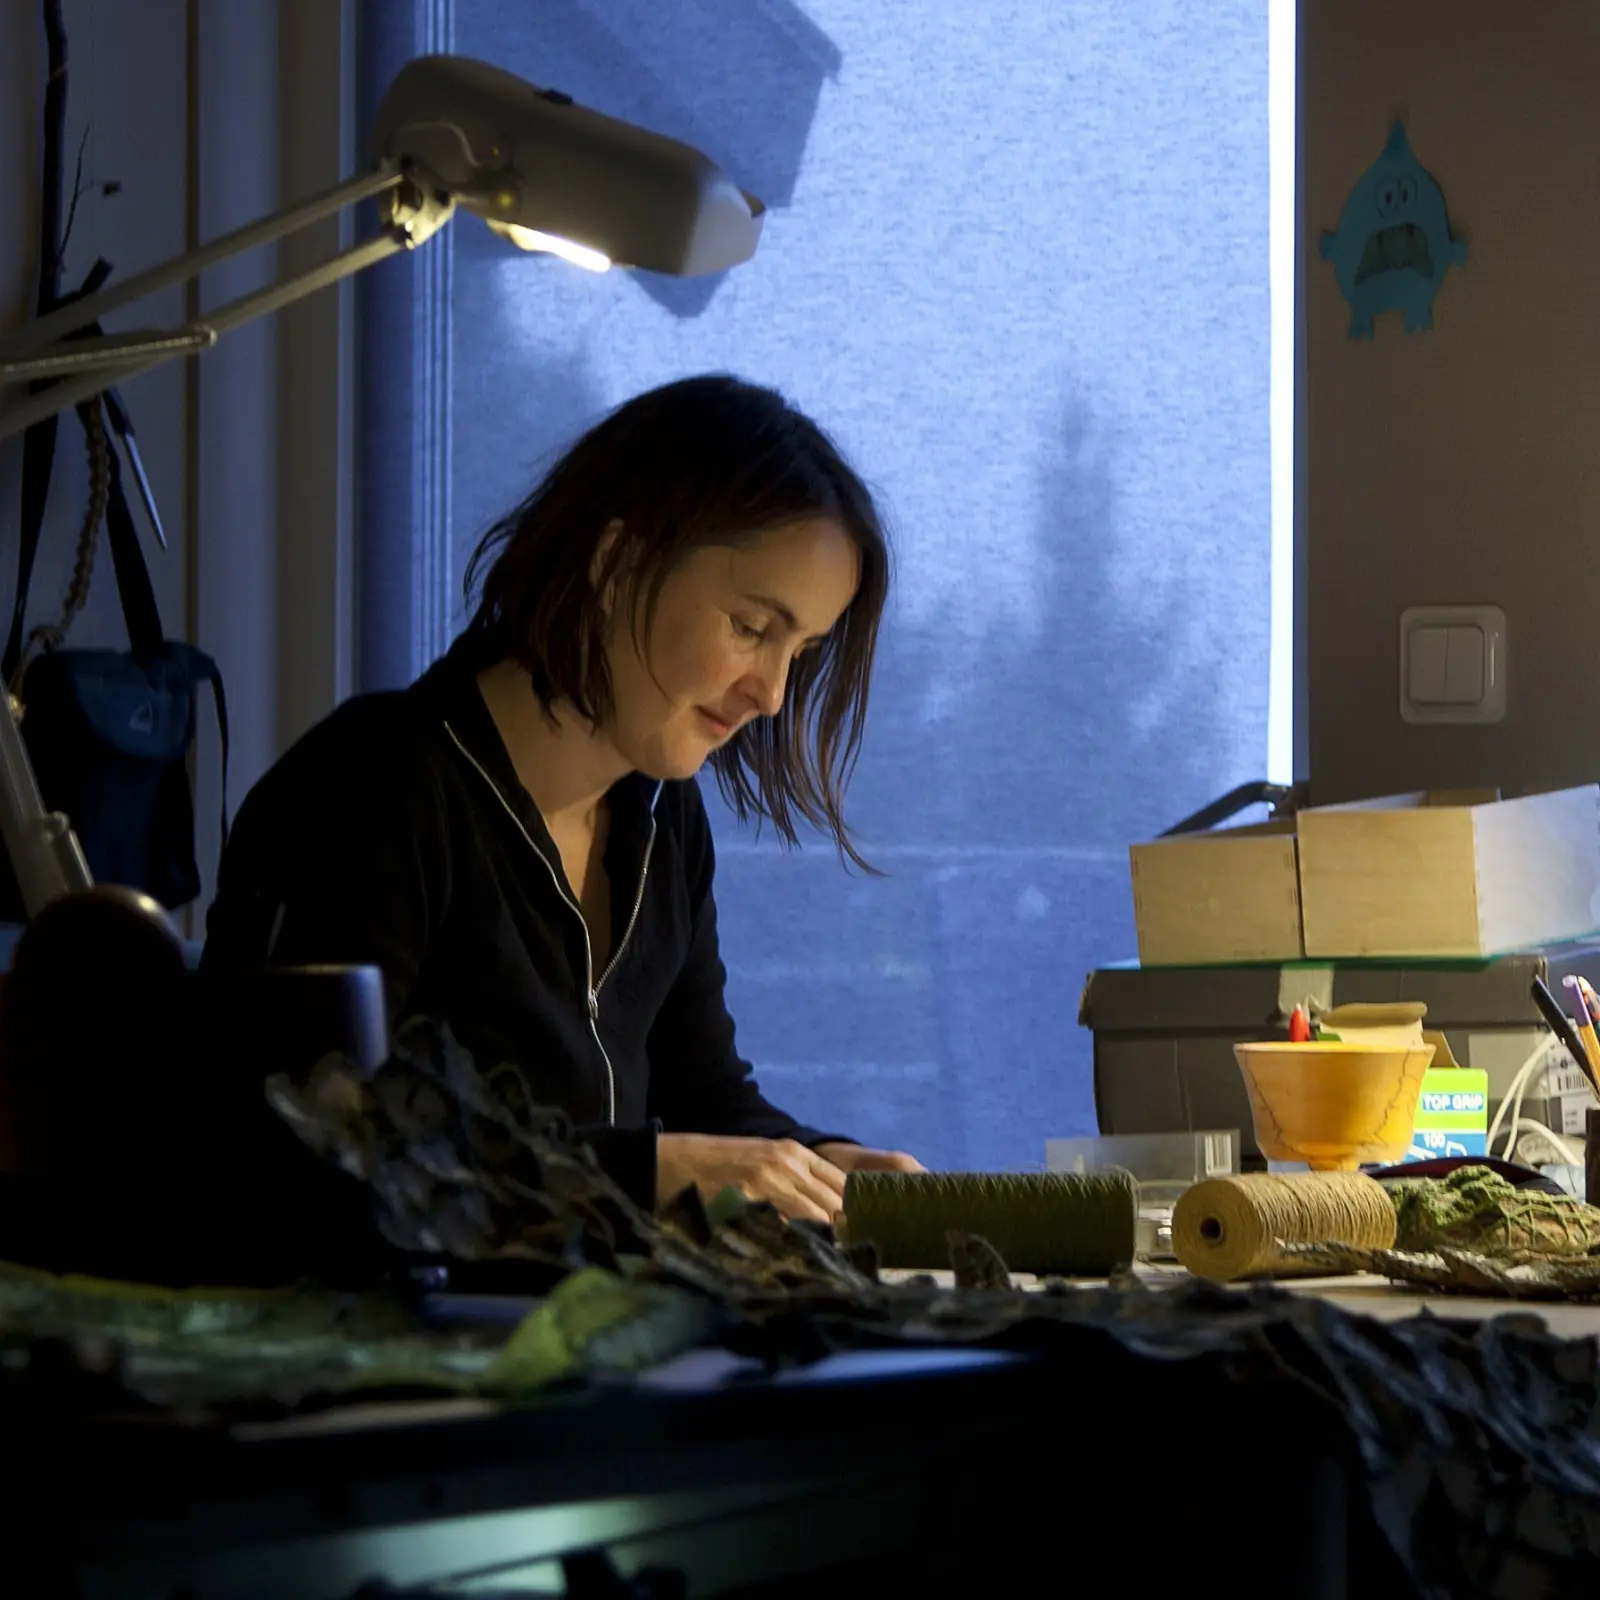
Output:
[
  {"xmin": 1129, "ymin": 820, "xmax": 1303, "ymax": 967},
  {"xmin": 1297, "ymin": 785, "xmax": 1600, "ymax": 959}
]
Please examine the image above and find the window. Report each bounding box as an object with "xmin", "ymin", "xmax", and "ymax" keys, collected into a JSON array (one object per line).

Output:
[{"xmin": 359, "ymin": 1, "xmax": 1292, "ymax": 1169}]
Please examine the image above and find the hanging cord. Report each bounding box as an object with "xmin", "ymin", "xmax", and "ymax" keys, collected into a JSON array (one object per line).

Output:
[
  {"xmin": 37, "ymin": 0, "xmax": 67, "ymax": 311},
  {"xmin": 51, "ymin": 121, "xmax": 95, "ymax": 283},
  {"xmin": 10, "ymin": 2, "xmax": 115, "ymax": 700},
  {"xmin": 10, "ymin": 399, "xmax": 110, "ymax": 696}
]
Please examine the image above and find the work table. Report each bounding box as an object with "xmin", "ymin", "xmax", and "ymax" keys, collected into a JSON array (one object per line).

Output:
[
  {"xmin": 888, "ymin": 1261, "xmax": 1600, "ymax": 1336},
  {"xmin": 13, "ymin": 1263, "xmax": 1594, "ymax": 1598}
]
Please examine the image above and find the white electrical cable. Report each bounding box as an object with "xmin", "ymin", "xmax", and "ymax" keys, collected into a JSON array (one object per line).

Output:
[
  {"xmin": 1483, "ymin": 1026, "xmax": 1596, "ymax": 1171},
  {"xmin": 1486, "ymin": 1034, "xmax": 1558, "ymax": 1158},
  {"xmin": 1510, "ymin": 1120, "xmax": 1587, "ymax": 1171},
  {"xmin": 1509, "ymin": 1119, "xmax": 1584, "ymax": 1169},
  {"xmin": 1506, "ymin": 1050, "xmax": 1537, "ymax": 1162}
]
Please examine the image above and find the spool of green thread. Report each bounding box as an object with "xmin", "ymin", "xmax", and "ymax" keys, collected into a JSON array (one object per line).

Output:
[{"xmin": 841, "ymin": 1170, "xmax": 1139, "ymax": 1276}]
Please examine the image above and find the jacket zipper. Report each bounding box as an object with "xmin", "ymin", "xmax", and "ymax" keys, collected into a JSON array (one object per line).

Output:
[
  {"xmin": 443, "ymin": 721, "xmax": 657, "ymax": 1125},
  {"xmin": 597, "ymin": 810, "xmax": 657, "ymax": 997}
]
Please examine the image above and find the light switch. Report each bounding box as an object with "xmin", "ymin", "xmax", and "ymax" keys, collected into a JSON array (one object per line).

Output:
[
  {"xmin": 1400, "ymin": 605, "xmax": 1506, "ymax": 724},
  {"xmin": 1442, "ymin": 626, "xmax": 1485, "ymax": 703},
  {"xmin": 1407, "ymin": 626, "xmax": 1450, "ymax": 704}
]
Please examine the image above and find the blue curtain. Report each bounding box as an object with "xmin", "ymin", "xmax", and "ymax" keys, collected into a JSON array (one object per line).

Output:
[{"xmin": 357, "ymin": 1, "xmax": 1273, "ymax": 1169}]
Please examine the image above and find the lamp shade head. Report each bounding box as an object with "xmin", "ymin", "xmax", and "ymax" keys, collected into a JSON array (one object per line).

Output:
[{"xmin": 370, "ymin": 54, "xmax": 765, "ymax": 277}]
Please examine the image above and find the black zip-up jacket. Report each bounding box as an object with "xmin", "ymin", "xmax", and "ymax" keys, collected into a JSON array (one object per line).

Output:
[{"xmin": 201, "ymin": 641, "xmax": 844, "ymax": 1207}]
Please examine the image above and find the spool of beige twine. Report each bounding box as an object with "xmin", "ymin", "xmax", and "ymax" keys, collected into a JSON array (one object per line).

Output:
[{"xmin": 1171, "ymin": 1171, "xmax": 1395, "ymax": 1283}]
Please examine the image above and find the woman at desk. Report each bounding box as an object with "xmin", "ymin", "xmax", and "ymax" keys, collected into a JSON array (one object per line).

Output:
[{"xmin": 202, "ymin": 375, "xmax": 922, "ymax": 1223}]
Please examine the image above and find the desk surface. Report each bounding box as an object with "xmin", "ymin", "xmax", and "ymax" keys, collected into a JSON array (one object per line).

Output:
[
  {"xmin": 1278, "ymin": 1273, "xmax": 1600, "ymax": 1335},
  {"xmin": 29, "ymin": 1307, "xmax": 1378, "ymax": 1600},
  {"xmin": 21, "ymin": 1264, "xmax": 1562, "ymax": 1598},
  {"xmin": 213, "ymin": 1268, "xmax": 1600, "ymax": 1451},
  {"xmin": 883, "ymin": 1263, "xmax": 1600, "ymax": 1337}
]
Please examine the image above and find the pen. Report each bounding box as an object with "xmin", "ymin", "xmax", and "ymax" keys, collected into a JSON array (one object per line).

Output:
[
  {"xmin": 1575, "ymin": 976, "xmax": 1600, "ymax": 1058},
  {"xmin": 1564, "ymin": 976, "xmax": 1600, "ymax": 1075},
  {"xmin": 1531, "ymin": 976, "xmax": 1600, "ymax": 1099}
]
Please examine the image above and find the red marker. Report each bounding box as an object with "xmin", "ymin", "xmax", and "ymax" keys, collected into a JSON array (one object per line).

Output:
[{"xmin": 1289, "ymin": 1006, "xmax": 1312, "ymax": 1043}]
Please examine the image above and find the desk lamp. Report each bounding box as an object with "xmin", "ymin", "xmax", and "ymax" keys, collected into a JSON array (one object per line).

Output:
[
  {"xmin": 0, "ymin": 52, "xmax": 765, "ymax": 923},
  {"xmin": 0, "ymin": 56, "xmax": 764, "ymax": 1280}
]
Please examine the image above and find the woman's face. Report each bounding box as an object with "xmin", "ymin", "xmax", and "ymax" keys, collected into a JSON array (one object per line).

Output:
[{"xmin": 602, "ymin": 516, "xmax": 860, "ymax": 781}]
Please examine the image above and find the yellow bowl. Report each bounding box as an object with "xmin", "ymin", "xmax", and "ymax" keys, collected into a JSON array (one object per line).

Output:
[{"xmin": 1233, "ymin": 1041, "xmax": 1437, "ymax": 1171}]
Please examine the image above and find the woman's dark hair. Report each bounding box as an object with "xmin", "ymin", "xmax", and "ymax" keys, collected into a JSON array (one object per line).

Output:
[{"xmin": 461, "ymin": 374, "xmax": 890, "ymax": 868}]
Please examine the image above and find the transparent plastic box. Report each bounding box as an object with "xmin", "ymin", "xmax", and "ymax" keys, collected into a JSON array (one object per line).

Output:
[{"xmin": 1046, "ymin": 1130, "xmax": 1240, "ymax": 1260}]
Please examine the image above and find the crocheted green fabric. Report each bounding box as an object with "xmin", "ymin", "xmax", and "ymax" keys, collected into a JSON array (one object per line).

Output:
[
  {"xmin": 1389, "ymin": 1167, "xmax": 1600, "ymax": 1257},
  {"xmin": 0, "ymin": 1259, "xmax": 712, "ymax": 1407}
]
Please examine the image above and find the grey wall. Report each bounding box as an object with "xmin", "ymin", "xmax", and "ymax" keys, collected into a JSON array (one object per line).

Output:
[
  {"xmin": 1304, "ymin": 0, "xmax": 1600, "ymax": 802},
  {"xmin": 0, "ymin": 0, "xmax": 356, "ymax": 926}
]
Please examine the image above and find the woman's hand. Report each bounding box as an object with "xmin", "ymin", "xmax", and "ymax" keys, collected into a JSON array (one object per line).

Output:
[
  {"xmin": 812, "ymin": 1141, "xmax": 926, "ymax": 1176},
  {"xmin": 656, "ymin": 1134, "xmax": 848, "ymax": 1224}
]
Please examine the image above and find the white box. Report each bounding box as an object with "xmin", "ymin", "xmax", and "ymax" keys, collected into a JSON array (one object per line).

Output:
[{"xmin": 1298, "ymin": 786, "xmax": 1600, "ymax": 958}]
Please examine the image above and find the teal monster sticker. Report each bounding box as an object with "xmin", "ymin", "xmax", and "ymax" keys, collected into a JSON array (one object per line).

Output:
[{"xmin": 1320, "ymin": 119, "xmax": 1467, "ymax": 338}]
